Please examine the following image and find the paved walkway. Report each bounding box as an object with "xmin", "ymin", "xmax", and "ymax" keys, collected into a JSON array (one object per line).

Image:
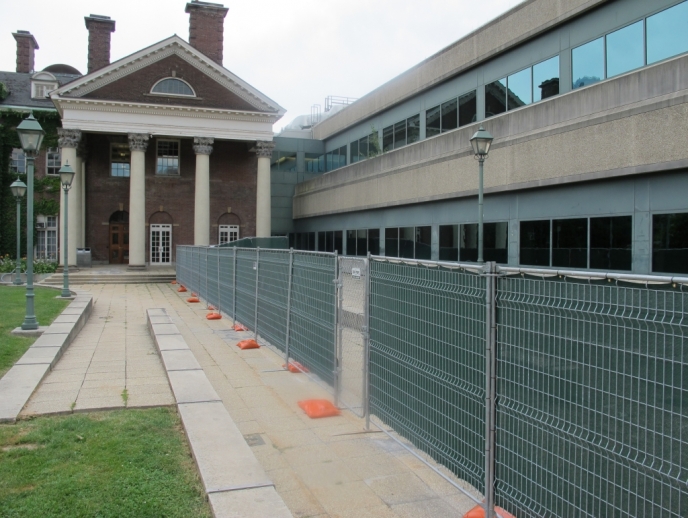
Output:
[{"xmin": 24, "ymin": 282, "xmax": 479, "ymax": 517}]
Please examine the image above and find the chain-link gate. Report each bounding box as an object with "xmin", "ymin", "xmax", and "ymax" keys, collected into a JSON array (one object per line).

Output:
[{"xmin": 336, "ymin": 256, "xmax": 369, "ymax": 417}]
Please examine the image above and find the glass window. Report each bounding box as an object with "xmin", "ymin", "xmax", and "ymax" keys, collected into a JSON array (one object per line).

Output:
[
  {"xmin": 552, "ymin": 218, "xmax": 588, "ymax": 268},
  {"xmin": 111, "ymin": 143, "xmax": 131, "ymax": 177},
  {"xmin": 358, "ymin": 135, "xmax": 369, "ymax": 160},
  {"xmin": 485, "ymin": 78, "xmax": 507, "ymax": 118},
  {"xmin": 368, "ymin": 132, "xmax": 380, "ymax": 157},
  {"xmin": 350, "ymin": 140, "xmax": 360, "ymax": 164},
  {"xmin": 653, "ymin": 213, "xmax": 688, "ymax": 274},
  {"xmin": 458, "ymin": 90, "xmax": 477, "ymax": 126},
  {"xmin": 460, "ymin": 222, "xmax": 508, "ymax": 263},
  {"xmin": 399, "ymin": 227, "xmax": 415, "ymax": 258},
  {"xmin": 385, "ymin": 227, "xmax": 399, "ymax": 257},
  {"xmin": 393, "ymin": 121, "xmax": 406, "ymax": 149},
  {"xmin": 368, "ymin": 228, "xmax": 380, "ymax": 255},
  {"xmin": 334, "ymin": 230, "xmax": 343, "ymax": 254},
  {"xmin": 590, "ymin": 216, "xmax": 632, "ymax": 270},
  {"xmin": 317, "ymin": 232, "xmax": 326, "ymax": 251},
  {"xmin": 415, "ymin": 226, "xmax": 432, "ymax": 260},
  {"xmin": 533, "ymin": 56, "xmax": 560, "ymax": 102},
  {"xmin": 305, "ymin": 153, "xmax": 323, "ymax": 173},
  {"xmin": 507, "ymin": 68, "xmax": 532, "ymax": 110},
  {"xmin": 318, "ymin": 154, "xmax": 326, "ymax": 172},
  {"xmin": 356, "ymin": 229, "xmax": 367, "ymax": 257},
  {"xmin": 325, "ymin": 152, "xmax": 333, "ymax": 172},
  {"xmin": 441, "ymin": 98, "xmax": 458, "ymax": 132},
  {"xmin": 520, "ymin": 220, "xmax": 551, "ymax": 266},
  {"xmin": 383, "ymin": 125, "xmax": 394, "ymax": 152},
  {"xmin": 647, "ymin": 1, "xmax": 688, "ymax": 64},
  {"xmin": 46, "ymin": 148, "xmax": 60, "ymax": 175},
  {"xmin": 346, "ymin": 230, "xmax": 357, "ymax": 255},
  {"xmin": 426, "ymin": 105, "xmax": 441, "ymax": 138},
  {"xmin": 606, "ymin": 21, "xmax": 644, "ymax": 78},
  {"xmin": 219, "ymin": 225, "xmax": 239, "ymax": 244},
  {"xmin": 572, "ymin": 37, "xmax": 604, "ymax": 89},
  {"xmin": 338, "ymin": 146, "xmax": 347, "ymax": 168},
  {"xmin": 10, "ymin": 149, "xmax": 26, "ymax": 174},
  {"xmin": 278, "ymin": 151, "xmax": 297, "ymax": 171},
  {"xmin": 151, "ymin": 78, "xmax": 195, "ymax": 96},
  {"xmin": 407, "ymin": 114, "xmax": 420, "ymax": 144},
  {"xmin": 439, "ymin": 225, "xmax": 458, "ymax": 261},
  {"xmin": 156, "ymin": 140, "xmax": 180, "ymax": 175}
]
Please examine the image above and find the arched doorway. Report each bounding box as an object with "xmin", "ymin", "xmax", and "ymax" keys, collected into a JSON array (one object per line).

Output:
[
  {"xmin": 217, "ymin": 212, "xmax": 241, "ymax": 244},
  {"xmin": 149, "ymin": 211, "xmax": 173, "ymax": 264},
  {"xmin": 109, "ymin": 211, "xmax": 129, "ymax": 264}
]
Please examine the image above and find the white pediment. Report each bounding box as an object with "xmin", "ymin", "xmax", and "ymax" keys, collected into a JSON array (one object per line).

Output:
[{"xmin": 51, "ymin": 35, "xmax": 285, "ymax": 116}]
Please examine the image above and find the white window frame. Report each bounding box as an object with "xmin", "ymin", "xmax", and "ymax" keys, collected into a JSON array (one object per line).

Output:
[
  {"xmin": 150, "ymin": 77, "xmax": 196, "ymax": 98},
  {"xmin": 36, "ymin": 215, "xmax": 58, "ymax": 260},
  {"xmin": 46, "ymin": 148, "xmax": 61, "ymax": 175},
  {"xmin": 219, "ymin": 225, "xmax": 239, "ymax": 244},
  {"xmin": 156, "ymin": 139, "xmax": 181, "ymax": 176},
  {"xmin": 110, "ymin": 142, "xmax": 131, "ymax": 177},
  {"xmin": 150, "ymin": 224, "xmax": 173, "ymax": 264},
  {"xmin": 10, "ymin": 148, "xmax": 26, "ymax": 174}
]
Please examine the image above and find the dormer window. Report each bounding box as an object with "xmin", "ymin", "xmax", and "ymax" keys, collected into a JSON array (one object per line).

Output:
[
  {"xmin": 31, "ymin": 71, "xmax": 58, "ymax": 99},
  {"xmin": 150, "ymin": 78, "xmax": 195, "ymax": 97}
]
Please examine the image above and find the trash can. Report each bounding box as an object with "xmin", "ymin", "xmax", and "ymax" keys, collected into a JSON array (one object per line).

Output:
[{"xmin": 76, "ymin": 248, "xmax": 92, "ymax": 268}]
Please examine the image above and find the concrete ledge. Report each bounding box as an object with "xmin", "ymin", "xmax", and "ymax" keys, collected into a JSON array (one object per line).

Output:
[
  {"xmin": 146, "ymin": 308, "xmax": 292, "ymax": 518},
  {"xmin": 0, "ymin": 294, "xmax": 93, "ymax": 423}
]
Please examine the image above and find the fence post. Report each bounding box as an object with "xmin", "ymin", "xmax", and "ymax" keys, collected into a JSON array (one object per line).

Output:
[
  {"xmin": 204, "ymin": 247, "xmax": 208, "ymax": 304},
  {"xmin": 217, "ymin": 248, "xmax": 222, "ymax": 315},
  {"xmin": 232, "ymin": 248, "xmax": 237, "ymax": 323},
  {"xmin": 484, "ymin": 261, "xmax": 497, "ymax": 518},
  {"xmin": 364, "ymin": 252, "xmax": 371, "ymax": 430},
  {"xmin": 284, "ymin": 248, "xmax": 294, "ymax": 367},
  {"xmin": 254, "ymin": 247, "xmax": 260, "ymax": 336},
  {"xmin": 333, "ymin": 251, "xmax": 341, "ymax": 407}
]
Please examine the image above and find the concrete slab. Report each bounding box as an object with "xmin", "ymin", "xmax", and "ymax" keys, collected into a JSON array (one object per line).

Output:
[
  {"xmin": 155, "ymin": 334, "xmax": 190, "ymax": 351},
  {"xmin": 43, "ymin": 323, "xmax": 77, "ymax": 335},
  {"xmin": 167, "ymin": 370, "xmax": 221, "ymax": 403},
  {"xmin": 15, "ymin": 346, "xmax": 62, "ymax": 367},
  {"xmin": 148, "ymin": 315, "xmax": 173, "ymax": 324},
  {"xmin": 60, "ymin": 307, "xmax": 86, "ymax": 315},
  {"xmin": 0, "ymin": 364, "xmax": 50, "ymax": 422},
  {"xmin": 10, "ymin": 326, "xmax": 49, "ymax": 337},
  {"xmin": 30, "ymin": 333, "xmax": 68, "ymax": 348},
  {"xmin": 208, "ymin": 486, "xmax": 292, "ymax": 518},
  {"xmin": 161, "ymin": 349, "xmax": 202, "ymax": 371},
  {"xmin": 151, "ymin": 323, "xmax": 180, "ymax": 335},
  {"xmin": 146, "ymin": 308, "xmax": 168, "ymax": 317},
  {"xmin": 178, "ymin": 401, "xmax": 273, "ymax": 491},
  {"xmin": 53, "ymin": 314, "xmax": 81, "ymax": 324}
]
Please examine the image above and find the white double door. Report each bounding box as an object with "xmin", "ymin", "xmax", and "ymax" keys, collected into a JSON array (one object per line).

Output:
[{"xmin": 150, "ymin": 224, "xmax": 172, "ymax": 264}]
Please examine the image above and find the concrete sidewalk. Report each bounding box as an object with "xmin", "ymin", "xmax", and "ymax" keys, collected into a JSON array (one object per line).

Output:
[{"xmin": 23, "ymin": 282, "xmax": 479, "ymax": 517}]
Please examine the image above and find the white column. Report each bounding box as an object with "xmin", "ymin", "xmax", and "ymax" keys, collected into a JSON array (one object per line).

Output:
[
  {"xmin": 80, "ymin": 160, "xmax": 86, "ymax": 248},
  {"xmin": 255, "ymin": 141, "xmax": 275, "ymax": 238},
  {"xmin": 128, "ymin": 133, "xmax": 148, "ymax": 268},
  {"xmin": 193, "ymin": 137, "xmax": 213, "ymax": 246},
  {"xmin": 72, "ymin": 153, "xmax": 82, "ymax": 250},
  {"xmin": 57, "ymin": 129, "xmax": 81, "ymax": 266}
]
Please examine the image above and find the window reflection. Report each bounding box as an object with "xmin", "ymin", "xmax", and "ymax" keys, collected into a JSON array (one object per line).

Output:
[
  {"xmin": 572, "ymin": 37, "xmax": 604, "ymax": 89},
  {"xmin": 458, "ymin": 91, "xmax": 477, "ymax": 126},
  {"xmin": 460, "ymin": 222, "xmax": 508, "ymax": 263},
  {"xmin": 653, "ymin": 213, "xmax": 688, "ymax": 274},
  {"xmin": 507, "ymin": 68, "xmax": 531, "ymax": 110},
  {"xmin": 485, "ymin": 78, "xmax": 507, "ymax": 117},
  {"xmin": 606, "ymin": 21, "xmax": 644, "ymax": 78},
  {"xmin": 647, "ymin": 1, "xmax": 688, "ymax": 64},
  {"xmin": 441, "ymin": 98, "xmax": 458, "ymax": 132},
  {"xmin": 426, "ymin": 105, "xmax": 441, "ymax": 138},
  {"xmin": 393, "ymin": 121, "xmax": 406, "ymax": 149},
  {"xmin": 520, "ymin": 220, "xmax": 551, "ymax": 266},
  {"xmin": 552, "ymin": 218, "xmax": 588, "ymax": 268},
  {"xmin": 590, "ymin": 216, "xmax": 632, "ymax": 270},
  {"xmin": 407, "ymin": 115, "xmax": 420, "ymax": 144},
  {"xmin": 439, "ymin": 225, "xmax": 458, "ymax": 261},
  {"xmin": 533, "ymin": 56, "xmax": 559, "ymax": 101}
]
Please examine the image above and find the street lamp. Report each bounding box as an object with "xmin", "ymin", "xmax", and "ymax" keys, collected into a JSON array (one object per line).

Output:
[
  {"xmin": 59, "ymin": 162, "xmax": 75, "ymax": 298},
  {"xmin": 10, "ymin": 178, "xmax": 27, "ymax": 286},
  {"xmin": 16, "ymin": 112, "xmax": 45, "ymax": 330},
  {"xmin": 469, "ymin": 126, "xmax": 494, "ymax": 264}
]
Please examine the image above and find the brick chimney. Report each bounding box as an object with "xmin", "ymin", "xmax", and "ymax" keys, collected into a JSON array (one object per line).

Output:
[
  {"xmin": 84, "ymin": 15, "xmax": 116, "ymax": 74},
  {"xmin": 12, "ymin": 31, "xmax": 39, "ymax": 74},
  {"xmin": 185, "ymin": 1, "xmax": 229, "ymax": 66}
]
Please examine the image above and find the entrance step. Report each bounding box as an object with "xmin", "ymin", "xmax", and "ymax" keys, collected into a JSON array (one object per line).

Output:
[{"xmin": 40, "ymin": 271, "xmax": 176, "ymax": 285}]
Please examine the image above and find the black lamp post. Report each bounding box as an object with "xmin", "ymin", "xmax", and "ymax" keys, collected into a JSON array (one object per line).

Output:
[
  {"xmin": 59, "ymin": 162, "xmax": 75, "ymax": 298},
  {"xmin": 469, "ymin": 126, "xmax": 494, "ymax": 264},
  {"xmin": 16, "ymin": 113, "xmax": 45, "ymax": 330},
  {"xmin": 10, "ymin": 178, "xmax": 27, "ymax": 286}
]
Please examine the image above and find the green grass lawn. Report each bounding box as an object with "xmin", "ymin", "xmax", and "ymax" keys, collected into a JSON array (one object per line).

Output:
[
  {"xmin": 0, "ymin": 285, "xmax": 70, "ymax": 379},
  {"xmin": 0, "ymin": 408, "xmax": 212, "ymax": 518}
]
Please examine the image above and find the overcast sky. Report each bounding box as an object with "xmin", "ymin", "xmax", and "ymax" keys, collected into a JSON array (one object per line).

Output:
[{"xmin": 1, "ymin": 0, "xmax": 523, "ymax": 132}]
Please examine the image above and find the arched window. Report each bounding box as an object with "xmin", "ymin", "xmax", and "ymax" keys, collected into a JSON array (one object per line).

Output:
[{"xmin": 151, "ymin": 78, "xmax": 195, "ymax": 97}]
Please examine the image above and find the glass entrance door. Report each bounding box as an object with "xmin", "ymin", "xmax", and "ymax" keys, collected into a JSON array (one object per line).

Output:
[{"xmin": 150, "ymin": 224, "xmax": 172, "ymax": 264}]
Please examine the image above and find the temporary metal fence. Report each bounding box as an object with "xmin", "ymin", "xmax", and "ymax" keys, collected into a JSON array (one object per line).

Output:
[{"xmin": 176, "ymin": 246, "xmax": 688, "ymax": 518}]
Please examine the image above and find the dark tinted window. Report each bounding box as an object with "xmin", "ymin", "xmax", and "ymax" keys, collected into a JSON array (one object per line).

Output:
[
  {"xmin": 458, "ymin": 91, "xmax": 477, "ymax": 126},
  {"xmin": 426, "ymin": 105, "xmax": 441, "ymax": 137},
  {"xmin": 552, "ymin": 218, "xmax": 588, "ymax": 268},
  {"xmin": 385, "ymin": 227, "xmax": 399, "ymax": 257},
  {"xmin": 407, "ymin": 115, "xmax": 420, "ymax": 144},
  {"xmin": 383, "ymin": 125, "xmax": 394, "ymax": 152},
  {"xmin": 460, "ymin": 222, "xmax": 508, "ymax": 263},
  {"xmin": 653, "ymin": 213, "xmax": 688, "ymax": 274},
  {"xmin": 439, "ymin": 225, "xmax": 458, "ymax": 261},
  {"xmin": 572, "ymin": 37, "xmax": 604, "ymax": 89},
  {"xmin": 415, "ymin": 226, "xmax": 432, "ymax": 260},
  {"xmin": 485, "ymin": 79, "xmax": 507, "ymax": 118},
  {"xmin": 346, "ymin": 230, "xmax": 357, "ymax": 255},
  {"xmin": 590, "ymin": 216, "xmax": 632, "ymax": 270},
  {"xmin": 647, "ymin": 1, "xmax": 688, "ymax": 65},
  {"xmin": 400, "ymin": 227, "xmax": 414, "ymax": 258},
  {"xmin": 441, "ymin": 98, "xmax": 458, "ymax": 132},
  {"xmin": 368, "ymin": 229, "xmax": 380, "ymax": 255},
  {"xmin": 394, "ymin": 121, "xmax": 406, "ymax": 149},
  {"xmin": 520, "ymin": 220, "xmax": 551, "ymax": 266}
]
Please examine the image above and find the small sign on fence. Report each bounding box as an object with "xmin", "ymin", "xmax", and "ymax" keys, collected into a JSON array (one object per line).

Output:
[{"xmin": 351, "ymin": 268, "xmax": 361, "ymax": 279}]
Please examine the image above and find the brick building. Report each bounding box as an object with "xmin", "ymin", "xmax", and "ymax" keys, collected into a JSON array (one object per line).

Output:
[{"xmin": 2, "ymin": 1, "xmax": 284, "ymax": 267}]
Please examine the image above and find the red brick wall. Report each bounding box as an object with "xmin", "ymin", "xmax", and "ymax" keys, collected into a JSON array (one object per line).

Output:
[
  {"xmin": 186, "ymin": 4, "xmax": 228, "ymax": 66},
  {"xmin": 13, "ymin": 33, "xmax": 36, "ymax": 73},
  {"xmin": 85, "ymin": 19, "xmax": 115, "ymax": 74},
  {"xmin": 81, "ymin": 55, "xmax": 258, "ymax": 111},
  {"xmin": 84, "ymin": 134, "xmax": 256, "ymax": 263}
]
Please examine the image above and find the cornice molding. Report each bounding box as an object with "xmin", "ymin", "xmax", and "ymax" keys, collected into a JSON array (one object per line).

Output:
[{"xmin": 53, "ymin": 38, "xmax": 283, "ymax": 115}]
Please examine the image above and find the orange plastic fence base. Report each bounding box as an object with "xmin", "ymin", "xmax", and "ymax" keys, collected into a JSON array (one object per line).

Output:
[
  {"xmin": 206, "ymin": 313, "xmax": 222, "ymax": 320},
  {"xmin": 237, "ymin": 339, "xmax": 259, "ymax": 350},
  {"xmin": 463, "ymin": 505, "xmax": 516, "ymax": 518},
  {"xmin": 171, "ymin": 280, "xmax": 177, "ymax": 284},
  {"xmin": 283, "ymin": 362, "xmax": 309, "ymax": 373},
  {"xmin": 177, "ymin": 286, "xmax": 187, "ymax": 292},
  {"xmin": 298, "ymin": 399, "xmax": 340, "ymax": 419},
  {"xmin": 233, "ymin": 323, "xmax": 248, "ymax": 331},
  {"xmin": 187, "ymin": 297, "xmax": 200, "ymax": 303}
]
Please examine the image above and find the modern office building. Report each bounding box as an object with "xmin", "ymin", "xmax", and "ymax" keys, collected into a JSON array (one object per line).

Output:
[{"xmin": 282, "ymin": 0, "xmax": 688, "ymax": 275}]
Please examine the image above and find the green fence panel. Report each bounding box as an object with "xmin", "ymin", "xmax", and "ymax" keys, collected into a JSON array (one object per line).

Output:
[
  {"xmin": 218, "ymin": 247, "xmax": 235, "ymax": 317},
  {"xmin": 256, "ymin": 249, "xmax": 290, "ymax": 353},
  {"xmin": 235, "ymin": 249, "xmax": 257, "ymax": 329}
]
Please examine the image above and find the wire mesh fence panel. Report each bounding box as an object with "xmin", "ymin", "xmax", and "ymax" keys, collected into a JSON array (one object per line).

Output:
[
  {"xmin": 368, "ymin": 259, "xmax": 487, "ymax": 494},
  {"xmin": 198, "ymin": 247, "xmax": 208, "ymax": 300},
  {"xmin": 206, "ymin": 247, "xmax": 219, "ymax": 310},
  {"xmin": 176, "ymin": 246, "xmax": 188, "ymax": 287},
  {"xmin": 289, "ymin": 252, "xmax": 337, "ymax": 386},
  {"xmin": 337, "ymin": 256, "xmax": 368, "ymax": 417},
  {"xmin": 218, "ymin": 247, "xmax": 234, "ymax": 317},
  {"xmin": 256, "ymin": 249, "xmax": 290, "ymax": 353},
  {"xmin": 495, "ymin": 275, "xmax": 688, "ymax": 518},
  {"xmin": 235, "ymin": 249, "xmax": 257, "ymax": 330},
  {"xmin": 191, "ymin": 247, "xmax": 200, "ymax": 295}
]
